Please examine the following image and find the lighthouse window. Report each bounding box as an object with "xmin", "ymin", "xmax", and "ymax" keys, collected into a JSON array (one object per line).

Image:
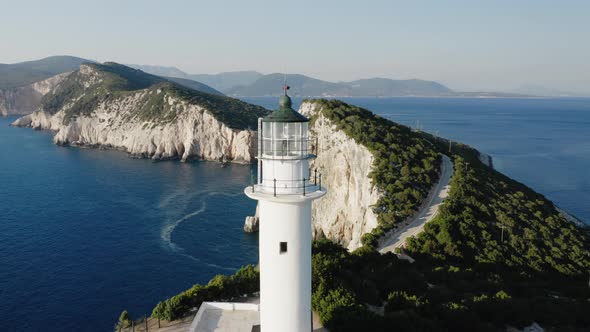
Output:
[{"xmin": 280, "ymin": 242, "xmax": 288, "ymax": 254}]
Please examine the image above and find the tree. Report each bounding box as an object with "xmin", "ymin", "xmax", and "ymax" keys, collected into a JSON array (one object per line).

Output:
[{"xmin": 115, "ymin": 310, "xmax": 131, "ymax": 332}]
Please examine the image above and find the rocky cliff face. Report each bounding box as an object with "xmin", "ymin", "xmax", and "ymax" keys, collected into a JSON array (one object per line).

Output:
[
  {"xmin": 12, "ymin": 98, "xmax": 257, "ymax": 162},
  {"xmin": 0, "ymin": 73, "xmax": 69, "ymax": 116},
  {"xmin": 11, "ymin": 63, "xmax": 267, "ymax": 163},
  {"xmin": 300, "ymin": 101, "xmax": 381, "ymax": 250}
]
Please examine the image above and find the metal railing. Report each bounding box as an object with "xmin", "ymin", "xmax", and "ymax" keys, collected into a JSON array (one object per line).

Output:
[
  {"xmin": 250, "ymin": 171, "xmax": 323, "ymax": 197},
  {"xmin": 119, "ymin": 312, "xmax": 196, "ymax": 332}
]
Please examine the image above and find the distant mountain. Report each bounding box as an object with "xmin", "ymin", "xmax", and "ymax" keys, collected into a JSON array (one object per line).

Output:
[
  {"xmin": 228, "ymin": 73, "xmax": 349, "ymax": 97},
  {"xmin": 189, "ymin": 71, "xmax": 263, "ymax": 93},
  {"xmin": 347, "ymin": 78, "xmax": 452, "ymax": 96},
  {"xmin": 163, "ymin": 76, "xmax": 224, "ymax": 96},
  {"xmin": 127, "ymin": 64, "xmax": 263, "ymax": 93},
  {"xmin": 127, "ymin": 64, "xmax": 190, "ymax": 80},
  {"xmin": 228, "ymin": 73, "xmax": 454, "ymax": 97},
  {"xmin": 0, "ymin": 56, "xmax": 91, "ymax": 89}
]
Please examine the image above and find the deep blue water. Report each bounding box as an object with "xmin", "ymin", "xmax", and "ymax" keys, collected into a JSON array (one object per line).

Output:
[
  {"xmin": 244, "ymin": 97, "xmax": 590, "ymax": 224},
  {"xmin": 0, "ymin": 118, "xmax": 258, "ymax": 331},
  {"xmin": 1, "ymin": 97, "xmax": 589, "ymax": 332}
]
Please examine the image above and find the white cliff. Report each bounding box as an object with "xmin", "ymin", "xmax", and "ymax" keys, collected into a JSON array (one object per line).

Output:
[
  {"xmin": 244, "ymin": 204, "xmax": 260, "ymax": 232},
  {"xmin": 12, "ymin": 92, "xmax": 257, "ymax": 163},
  {"xmin": 0, "ymin": 73, "xmax": 69, "ymax": 116},
  {"xmin": 478, "ymin": 151, "xmax": 494, "ymax": 169},
  {"xmin": 300, "ymin": 101, "xmax": 382, "ymax": 250},
  {"xmin": 11, "ymin": 64, "xmax": 262, "ymax": 163}
]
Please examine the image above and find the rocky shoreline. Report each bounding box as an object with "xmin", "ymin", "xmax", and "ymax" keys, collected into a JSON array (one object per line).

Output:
[{"xmin": 11, "ymin": 99, "xmax": 258, "ymax": 164}]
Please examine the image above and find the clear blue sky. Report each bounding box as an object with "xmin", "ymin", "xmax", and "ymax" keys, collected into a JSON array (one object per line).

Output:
[{"xmin": 1, "ymin": 0, "xmax": 589, "ymax": 93}]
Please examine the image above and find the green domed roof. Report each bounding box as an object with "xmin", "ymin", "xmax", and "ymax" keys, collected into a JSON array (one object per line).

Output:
[
  {"xmin": 279, "ymin": 95, "xmax": 292, "ymax": 108},
  {"xmin": 262, "ymin": 93, "xmax": 309, "ymax": 123}
]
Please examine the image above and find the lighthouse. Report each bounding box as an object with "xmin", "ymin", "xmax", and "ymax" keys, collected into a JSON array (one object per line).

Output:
[{"xmin": 245, "ymin": 87, "xmax": 326, "ymax": 332}]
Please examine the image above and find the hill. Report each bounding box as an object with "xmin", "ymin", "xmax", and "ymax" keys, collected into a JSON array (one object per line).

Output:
[
  {"xmin": 189, "ymin": 71, "xmax": 263, "ymax": 92},
  {"xmin": 12, "ymin": 62, "xmax": 268, "ymax": 163},
  {"xmin": 127, "ymin": 64, "xmax": 263, "ymax": 92},
  {"xmin": 144, "ymin": 99, "xmax": 590, "ymax": 331},
  {"xmin": 0, "ymin": 56, "xmax": 91, "ymax": 89},
  {"xmin": 162, "ymin": 76, "xmax": 224, "ymax": 96},
  {"xmin": 228, "ymin": 73, "xmax": 349, "ymax": 96},
  {"xmin": 228, "ymin": 74, "xmax": 455, "ymax": 97},
  {"xmin": 125, "ymin": 64, "xmax": 189, "ymax": 79},
  {"xmin": 0, "ymin": 58, "xmax": 222, "ymax": 117},
  {"xmin": 347, "ymin": 78, "xmax": 452, "ymax": 96}
]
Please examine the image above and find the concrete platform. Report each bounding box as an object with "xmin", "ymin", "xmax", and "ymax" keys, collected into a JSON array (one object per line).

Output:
[{"xmin": 189, "ymin": 302, "xmax": 260, "ymax": 332}]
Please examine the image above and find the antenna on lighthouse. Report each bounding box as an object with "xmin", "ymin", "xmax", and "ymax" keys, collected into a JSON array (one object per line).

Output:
[{"xmin": 283, "ymin": 73, "xmax": 290, "ymax": 95}]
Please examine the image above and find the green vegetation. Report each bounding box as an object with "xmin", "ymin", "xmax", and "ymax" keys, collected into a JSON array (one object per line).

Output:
[
  {"xmin": 405, "ymin": 155, "xmax": 590, "ymax": 275},
  {"xmin": 306, "ymin": 99, "xmax": 441, "ymax": 248},
  {"xmin": 304, "ymin": 100, "xmax": 590, "ymax": 330},
  {"xmin": 164, "ymin": 83, "xmax": 268, "ymax": 129},
  {"xmin": 311, "ymin": 239, "xmax": 590, "ymax": 331},
  {"xmin": 39, "ymin": 62, "xmax": 268, "ymax": 128},
  {"xmin": 115, "ymin": 310, "xmax": 132, "ymax": 332},
  {"xmin": 150, "ymin": 265, "xmax": 259, "ymax": 321}
]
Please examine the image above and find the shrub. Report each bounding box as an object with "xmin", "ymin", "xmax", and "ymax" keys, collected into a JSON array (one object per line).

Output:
[
  {"xmin": 150, "ymin": 265, "xmax": 259, "ymax": 321},
  {"xmin": 115, "ymin": 310, "xmax": 131, "ymax": 332}
]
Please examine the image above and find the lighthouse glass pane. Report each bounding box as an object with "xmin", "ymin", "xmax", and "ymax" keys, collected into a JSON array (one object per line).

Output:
[
  {"xmin": 301, "ymin": 123, "xmax": 309, "ymax": 138},
  {"xmin": 262, "ymin": 122, "xmax": 272, "ymax": 138},
  {"xmin": 263, "ymin": 138, "xmax": 272, "ymax": 156},
  {"xmin": 273, "ymin": 122, "xmax": 285, "ymax": 138},
  {"xmin": 260, "ymin": 122, "xmax": 309, "ymax": 158}
]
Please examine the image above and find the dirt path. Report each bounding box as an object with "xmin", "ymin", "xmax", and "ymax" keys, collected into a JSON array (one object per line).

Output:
[{"xmin": 379, "ymin": 155, "xmax": 453, "ymax": 253}]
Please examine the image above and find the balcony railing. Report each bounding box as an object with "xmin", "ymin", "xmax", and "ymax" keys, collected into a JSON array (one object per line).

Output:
[{"xmin": 249, "ymin": 172, "xmax": 323, "ymax": 197}]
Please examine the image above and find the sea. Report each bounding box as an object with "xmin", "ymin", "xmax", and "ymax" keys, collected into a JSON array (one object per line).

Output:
[{"xmin": 0, "ymin": 97, "xmax": 589, "ymax": 331}]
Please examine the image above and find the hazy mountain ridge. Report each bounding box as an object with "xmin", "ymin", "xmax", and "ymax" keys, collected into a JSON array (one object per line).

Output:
[
  {"xmin": 0, "ymin": 56, "xmax": 90, "ymax": 89},
  {"xmin": 228, "ymin": 73, "xmax": 454, "ymax": 97},
  {"xmin": 125, "ymin": 64, "xmax": 188, "ymax": 79},
  {"xmin": 162, "ymin": 76, "xmax": 224, "ymax": 96},
  {"xmin": 190, "ymin": 71, "xmax": 263, "ymax": 92},
  {"xmin": 127, "ymin": 64, "xmax": 263, "ymax": 92},
  {"xmin": 129, "ymin": 63, "xmax": 545, "ymax": 97}
]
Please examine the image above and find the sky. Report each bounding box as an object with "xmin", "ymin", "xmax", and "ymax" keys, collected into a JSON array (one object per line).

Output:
[{"xmin": 1, "ymin": 0, "xmax": 589, "ymax": 93}]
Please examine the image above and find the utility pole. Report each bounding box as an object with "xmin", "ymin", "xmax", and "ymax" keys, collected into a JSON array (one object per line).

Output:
[
  {"xmin": 448, "ymin": 140, "xmax": 452, "ymax": 153},
  {"xmin": 496, "ymin": 223, "xmax": 507, "ymax": 243}
]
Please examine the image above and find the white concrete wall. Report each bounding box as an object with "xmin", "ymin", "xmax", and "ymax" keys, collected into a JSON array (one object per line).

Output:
[
  {"xmin": 260, "ymin": 159, "xmax": 310, "ymax": 194},
  {"xmin": 258, "ymin": 200, "xmax": 312, "ymax": 332}
]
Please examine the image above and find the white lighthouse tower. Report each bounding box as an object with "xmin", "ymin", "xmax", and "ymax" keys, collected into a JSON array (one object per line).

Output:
[{"xmin": 245, "ymin": 87, "xmax": 326, "ymax": 332}]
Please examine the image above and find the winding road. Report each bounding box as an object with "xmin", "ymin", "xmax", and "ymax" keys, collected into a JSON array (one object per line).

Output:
[{"xmin": 379, "ymin": 155, "xmax": 453, "ymax": 253}]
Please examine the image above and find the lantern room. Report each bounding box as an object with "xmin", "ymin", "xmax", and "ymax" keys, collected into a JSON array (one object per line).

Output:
[
  {"xmin": 260, "ymin": 95, "xmax": 311, "ymax": 159},
  {"xmin": 253, "ymin": 90, "xmax": 320, "ymax": 196}
]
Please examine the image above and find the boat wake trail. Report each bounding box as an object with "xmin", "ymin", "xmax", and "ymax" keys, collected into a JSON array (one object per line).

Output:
[
  {"xmin": 161, "ymin": 201, "xmax": 207, "ymax": 253},
  {"xmin": 159, "ymin": 191, "xmax": 243, "ymax": 271}
]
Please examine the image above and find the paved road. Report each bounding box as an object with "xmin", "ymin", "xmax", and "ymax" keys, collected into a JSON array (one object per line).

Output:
[{"xmin": 379, "ymin": 155, "xmax": 453, "ymax": 253}]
